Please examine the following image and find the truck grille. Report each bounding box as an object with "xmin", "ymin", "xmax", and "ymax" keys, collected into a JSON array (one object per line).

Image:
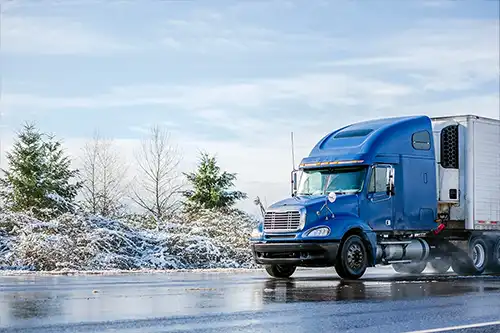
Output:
[{"xmin": 264, "ymin": 211, "xmax": 301, "ymax": 231}]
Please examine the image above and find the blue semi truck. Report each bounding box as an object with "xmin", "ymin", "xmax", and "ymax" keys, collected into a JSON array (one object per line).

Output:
[{"xmin": 250, "ymin": 114, "xmax": 500, "ymax": 279}]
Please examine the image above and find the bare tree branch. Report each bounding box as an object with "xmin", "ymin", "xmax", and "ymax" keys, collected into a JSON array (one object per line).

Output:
[
  {"xmin": 129, "ymin": 125, "xmax": 185, "ymax": 223},
  {"xmin": 79, "ymin": 131, "xmax": 129, "ymax": 217}
]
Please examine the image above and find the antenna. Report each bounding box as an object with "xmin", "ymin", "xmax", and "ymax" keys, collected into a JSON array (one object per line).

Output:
[{"xmin": 291, "ymin": 131, "xmax": 296, "ymax": 170}]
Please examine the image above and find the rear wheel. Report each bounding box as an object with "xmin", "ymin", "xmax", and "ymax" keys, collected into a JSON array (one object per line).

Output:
[
  {"xmin": 452, "ymin": 237, "xmax": 488, "ymax": 275},
  {"xmin": 264, "ymin": 264, "xmax": 296, "ymax": 278},
  {"xmin": 492, "ymin": 239, "xmax": 500, "ymax": 272},
  {"xmin": 335, "ymin": 235, "xmax": 368, "ymax": 280}
]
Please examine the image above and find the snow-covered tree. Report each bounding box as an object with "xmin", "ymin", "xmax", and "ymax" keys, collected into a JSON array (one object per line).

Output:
[
  {"xmin": 0, "ymin": 123, "xmax": 81, "ymax": 219},
  {"xmin": 183, "ymin": 152, "xmax": 247, "ymax": 212},
  {"xmin": 79, "ymin": 131, "xmax": 128, "ymax": 218}
]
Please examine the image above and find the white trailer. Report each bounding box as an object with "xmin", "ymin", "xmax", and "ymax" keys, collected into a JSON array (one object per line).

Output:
[{"xmin": 430, "ymin": 115, "xmax": 500, "ymax": 274}]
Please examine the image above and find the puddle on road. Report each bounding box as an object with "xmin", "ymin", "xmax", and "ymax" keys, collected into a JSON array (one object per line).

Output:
[{"xmin": 260, "ymin": 276, "xmax": 500, "ymax": 303}]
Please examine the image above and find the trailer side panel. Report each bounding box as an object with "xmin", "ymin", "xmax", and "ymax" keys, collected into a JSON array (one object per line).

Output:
[{"xmin": 470, "ymin": 117, "xmax": 500, "ymax": 230}]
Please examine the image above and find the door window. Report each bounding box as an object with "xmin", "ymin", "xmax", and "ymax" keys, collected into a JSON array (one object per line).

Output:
[{"xmin": 369, "ymin": 166, "xmax": 389, "ymax": 193}]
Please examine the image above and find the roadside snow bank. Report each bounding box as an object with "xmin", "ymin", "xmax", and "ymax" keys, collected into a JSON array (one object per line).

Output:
[{"xmin": 0, "ymin": 209, "xmax": 260, "ymax": 271}]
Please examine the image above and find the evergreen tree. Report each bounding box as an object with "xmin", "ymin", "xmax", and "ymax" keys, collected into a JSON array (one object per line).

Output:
[
  {"xmin": 183, "ymin": 152, "xmax": 247, "ymax": 212},
  {"xmin": 0, "ymin": 123, "xmax": 82, "ymax": 219}
]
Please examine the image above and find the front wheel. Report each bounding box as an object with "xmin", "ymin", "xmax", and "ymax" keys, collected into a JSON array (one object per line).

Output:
[
  {"xmin": 335, "ymin": 235, "xmax": 368, "ymax": 280},
  {"xmin": 264, "ymin": 264, "xmax": 296, "ymax": 278}
]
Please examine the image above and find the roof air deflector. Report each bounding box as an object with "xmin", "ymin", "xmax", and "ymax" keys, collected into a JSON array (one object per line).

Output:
[{"xmin": 334, "ymin": 128, "xmax": 373, "ymax": 139}]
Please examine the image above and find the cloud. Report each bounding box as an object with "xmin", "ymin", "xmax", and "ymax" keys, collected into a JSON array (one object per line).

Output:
[
  {"xmin": 158, "ymin": 8, "xmax": 346, "ymax": 55},
  {"xmin": 402, "ymin": 95, "xmax": 500, "ymax": 120},
  {"xmin": 1, "ymin": 16, "xmax": 130, "ymax": 56},
  {"xmin": 3, "ymin": 71, "xmax": 413, "ymax": 112},
  {"xmin": 320, "ymin": 19, "xmax": 499, "ymax": 92},
  {"xmin": 2, "ymin": 71, "xmax": 415, "ymax": 149}
]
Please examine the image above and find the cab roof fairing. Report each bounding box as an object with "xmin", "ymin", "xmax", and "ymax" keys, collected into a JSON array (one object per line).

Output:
[{"xmin": 299, "ymin": 115, "xmax": 435, "ymax": 169}]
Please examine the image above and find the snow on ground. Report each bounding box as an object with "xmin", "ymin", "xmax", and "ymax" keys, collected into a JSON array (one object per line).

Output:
[{"xmin": 0, "ymin": 209, "xmax": 260, "ymax": 272}]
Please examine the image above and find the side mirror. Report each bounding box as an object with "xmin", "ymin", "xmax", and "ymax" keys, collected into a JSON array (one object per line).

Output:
[
  {"xmin": 386, "ymin": 166, "xmax": 395, "ymax": 196},
  {"xmin": 253, "ymin": 196, "xmax": 266, "ymax": 218},
  {"xmin": 291, "ymin": 170, "xmax": 298, "ymax": 196}
]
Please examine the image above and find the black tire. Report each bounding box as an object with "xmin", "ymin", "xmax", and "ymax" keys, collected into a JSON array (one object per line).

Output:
[
  {"xmin": 489, "ymin": 239, "xmax": 500, "ymax": 273},
  {"xmin": 335, "ymin": 235, "xmax": 368, "ymax": 280},
  {"xmin": 393, "ymin": 261, "xmax": 427, "ymax": 274},
  {"xmin": 264, "ymin": 264, "xmax": 296, "ymax": 278},
  {"xmin": 452, "ymin": 237, "xmax": 488, "ymax": 275},
  {"xmin": 451, "ymin": 259, "xmax": 475, "ymax": 275},
  {"xmin": 429, "ymin": 258, "xmax": 452, "ymax": 274}
]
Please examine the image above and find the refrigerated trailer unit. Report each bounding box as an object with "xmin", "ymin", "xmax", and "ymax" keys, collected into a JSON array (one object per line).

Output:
[
  {"xmin": 432, "ymin": 115, "xmax": 500, "ymax": 231},
  {"xmin": 250, "ymin": 114, "xmax": 500, "ymax": 279}
]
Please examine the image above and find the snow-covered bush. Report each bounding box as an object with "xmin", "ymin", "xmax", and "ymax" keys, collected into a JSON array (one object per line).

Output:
[{"xmin": 0, "ymin": 208, "xmax": 260, "ymax": 271}]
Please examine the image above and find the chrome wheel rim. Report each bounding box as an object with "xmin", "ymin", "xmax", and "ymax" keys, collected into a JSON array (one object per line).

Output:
[
  {"xmin": 347, "ymin": 243, "xmax": 363, "ymax": 270},
  {"xmin": 472, "ymin": 243, "xmax": 485, "ymax": 269}
]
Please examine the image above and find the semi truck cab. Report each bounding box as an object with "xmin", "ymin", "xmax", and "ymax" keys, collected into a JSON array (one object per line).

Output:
[{"xmin": 250, "ymin": 115, "xmax": 500, "ymax": 279}]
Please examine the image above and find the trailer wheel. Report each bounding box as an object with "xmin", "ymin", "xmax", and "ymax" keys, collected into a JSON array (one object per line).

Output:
[
  {"xmin": 429, "ymin": 258, "xmax": 452, "ymax": 274},
  {"xmin": 335, "ymin": 235, "xmax": 368, "ymax": 280},
  {"xmin": 264, "ymin": 264, "xmax": 296, "ymax": 278},
  {"xmin": 492, "ymin": 239, "xmax": 500, "ymax": 270},
  {"xmin": 470, "ymin": 237, "xmax": 488, "ymax": 273},
  {"xmin": 452, "ymin": 237, "xmax": 488, "ymax": 275}
]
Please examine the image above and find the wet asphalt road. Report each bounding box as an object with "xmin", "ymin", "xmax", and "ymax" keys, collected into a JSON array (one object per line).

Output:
[{"xmin": 0, "ymin": 267, "xmax": 500, "ymax": 333}]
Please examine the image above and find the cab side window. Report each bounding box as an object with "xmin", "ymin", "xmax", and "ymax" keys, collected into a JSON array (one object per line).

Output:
[
  {"xmin": 412, "ymin": 130, "xmax": 431, "ymax": 150},
  {"xmin": 369, "ymin": 166, "xmax": 388, "ymax": 193}
]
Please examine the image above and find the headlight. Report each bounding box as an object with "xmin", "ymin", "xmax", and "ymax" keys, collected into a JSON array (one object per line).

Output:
[
  {"xmin": 250, "ymin": 228, "xmax": 263, "ymax": 239},
  {"xmin": 299, "ymin": 207, "xmax": 307, "ymax": 230},
  {"xmin": 304, "ymin": 226, "xmax": 330, "ymax": 237}
]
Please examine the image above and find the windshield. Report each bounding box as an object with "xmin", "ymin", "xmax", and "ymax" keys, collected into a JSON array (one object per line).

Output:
[{"xmin": 297, "ymin": 166, "xmax": 367, "ymax": 196}]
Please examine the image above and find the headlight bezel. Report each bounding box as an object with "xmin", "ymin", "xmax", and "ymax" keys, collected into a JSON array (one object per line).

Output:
[{"xmin": 304, "ymin": 225, "xmax": 331, "ymax": 238}]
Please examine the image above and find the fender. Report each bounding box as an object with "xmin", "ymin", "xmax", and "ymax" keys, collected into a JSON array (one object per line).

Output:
[
  {"xmin": 297, "ymin": 215, "xmax": 378, "ymax": 266},
  {"xmin": 325, "ymin": 217, "xmax": 377, "ymax": 266}
]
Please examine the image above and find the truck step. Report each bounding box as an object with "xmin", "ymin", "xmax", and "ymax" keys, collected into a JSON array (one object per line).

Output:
[
  {"xmin": 386, "ymin": 260, "xmax": 413, "ymax": 264},
  {"xmin": 379, "ymin": 241, "xmax": 412, "ymax": 245}
]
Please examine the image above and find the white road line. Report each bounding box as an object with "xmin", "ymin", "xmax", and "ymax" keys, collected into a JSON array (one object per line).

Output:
[{"xmin": 405, "ymin": 321, "xmax": 500, "ymax": 333}]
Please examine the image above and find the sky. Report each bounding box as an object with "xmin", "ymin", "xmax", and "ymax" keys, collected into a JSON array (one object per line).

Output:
[{"xmin": 0, "ymin": 0, "xmax": 499, "ymax": 216}]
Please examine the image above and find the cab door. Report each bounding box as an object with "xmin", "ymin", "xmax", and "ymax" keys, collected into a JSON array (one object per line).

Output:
[{"xmin": 363, "ymin": 164, "xmax": 395, "ymax": 231}]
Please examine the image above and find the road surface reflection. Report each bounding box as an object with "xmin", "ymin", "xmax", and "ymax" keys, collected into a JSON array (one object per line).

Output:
[{"xmin": 260, "ymin": 277, "xmax": 500, "ymax": 303}]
